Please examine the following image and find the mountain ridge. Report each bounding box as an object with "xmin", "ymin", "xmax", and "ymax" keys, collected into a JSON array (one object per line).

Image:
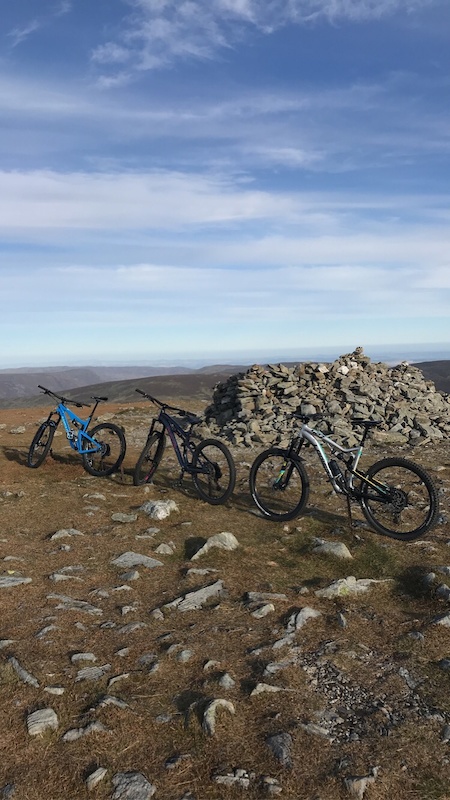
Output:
[{"xmin": 0, "ymin": 360, "xmax": 448, "ymax": 409}]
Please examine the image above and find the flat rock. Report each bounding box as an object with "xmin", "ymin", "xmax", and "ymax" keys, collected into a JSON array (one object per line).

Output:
[
  {"xmin": 86, "ymin": 767, "xmax": 107, "ymax": 791},
  {"xmin": 27, "ymin": 708, "xmax": 58, "ymax": 736},
  {"xmin": 164, "ymin": 580, "xmax": 224, "ymax": 612},
  {"xmin": 190, "ymin": 531, "xmax": 239, "ymax": 560},
  {"xmin": 49, "ymin": 528, "xmax": 84, "ymax": 540},
  {"xmin": 312, "ymin": 538, "xmax": 353, "ymax": 559},
  {"xmin": 111, "ymin": 513, "xmax": 138, "ymax": 523},
  {"xmin": 111, "ymin": 771, "xmax": 156, "ymax": 799},
  {"xmin": 111, "ymin": 552, "xmax": 163, "ymax": 570},
  {"xmin": 47, "ymin": 593, "xmax": 103, "ymax": 615},
  {"xmin": 266, "ymin": 732, "xmax": 292, "ymax": 768},
  {"xmin": 139, "ymin": 499, "xmax": 179, "ymax": 520},
  {"xmin": 0, "ymin": 576, "xmax": 31, "ymax": 588},
  {"xmin": 8, "ymin": 656, "xmax": 39, "ymax": 687},
  {"xmin": 286, "ymin": 606, "xmax": 322, "ymax": 632},
  {"xmin": 315, "ymin": 576, "xmax": 386, "ymax": 598}
]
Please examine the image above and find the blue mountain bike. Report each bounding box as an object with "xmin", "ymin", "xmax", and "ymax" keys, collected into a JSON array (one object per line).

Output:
[{"xmin": 27, "ymin": 385, "xmax": 126, "ymax": 477}]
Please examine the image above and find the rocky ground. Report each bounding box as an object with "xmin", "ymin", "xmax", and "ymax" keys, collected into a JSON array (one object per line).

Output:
[{"xmin": 0, "ymin": 398, "xmax": 450, "ymax": 800}]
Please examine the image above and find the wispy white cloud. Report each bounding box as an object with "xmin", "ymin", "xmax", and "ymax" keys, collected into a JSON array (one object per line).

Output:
[
  {"xmin": 0, "ymin": 169, "xmax": 297, "ymax": 229},
  {"xmin": 55, "ymin": 1, "xmax": 72, "ymax": 16},
  {"xmin": 7, "ymin": 20, "xmax": 41, "ymax": 48},
  {"xmin": 92, "ymin": 0, "xmax": 437, "ymax": 77}
]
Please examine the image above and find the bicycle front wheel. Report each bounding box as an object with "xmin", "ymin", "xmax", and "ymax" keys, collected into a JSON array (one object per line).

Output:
[
  {"xmin": 133, "ymin": 433, "xmax": 165, "ymax": 486},
  {"xmin": 82, "ymin": 423, "xmax": 126, "ymax": 477},
  {"xmin": 191, "ymin": 439, "xmax": 236, "ymax": 505},
  {"xmin": 27, "ymin": 422, "xmax": 55, "ymax": 468},
  {"xmin": 360, "ymin": 457, "xmax": 439, "ymax": 540},
  {"xmin": 249, "ymin": 448, "xmax": 309, "ymax": 522}
]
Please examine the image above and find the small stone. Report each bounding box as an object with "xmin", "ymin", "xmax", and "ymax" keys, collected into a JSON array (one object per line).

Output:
[
  {"xmin": 111, "ymin": 552, "xmax": 163, "ymax": 570},
  {"xmin": 62, "ymin": 721, "xmax": 109, "ymax": 742},
  {"xmin": 86, "ymin": 767, "xmax": 107, "ymax": 791},
  {"xmin": 155, "ymin": 543, "xmax": 174, "ymax": 555},
  {"xmin": 8, "ymin": 656, "xmax": 39, "ymax": 687},
  {"xmin": 111, "ymin": 771, "xmax": 156, "ymax": 799},
  {"xmin": 218, "ymin": 672, "xmax": 235, "ymax": 689},
  {"xmin": 286, "ymin": 606, "xmax": 322, "ymax": 632},
  {"xmin": 345, "ymin": 767, "xmax": 379, "ymax": 799},
  {"xmin": 312, "ymin": 538, "xmax": 353, "ymax": 559},
  {"xmin": 71, "ymin": 652, "xmax": 97, "ymax": 663},
  {"xmin": 49, "ymin": 528, "xmax": 84, "ymax": 540},
  {"xmin": 177, "ymin": 649, "xmax": 193, "ymax": 663},
  {"xmin": 250, "ymin": 683, "xmax": 286, "ymax": 696},
  {"xmin": 120, "ymin": 570, "xmax": 140, "ymax": 581},
  {"xmin": 111, "ymin": 513, "xmax": 138, "ymax": 523},
  {"xmin": 140, "ymin": 499, "xmax": 179, "ymax": 520},
  {"xmin": 47, "ymin": 593, "xmax": 103, "ymax": 615},
  {"xmin": 164, "ymin": 580, "xmax": 224, "ymax": 612},
  {"xmin": 201, "ymin": 698, "xmax": 235, "ymax": 735},
  {"xmin": 190, "ymin": 531, "xmax": 239, "ymax": 559},
  {"xmin": 251, "ymin": 603, "xmax": 275, "ymax": 618},
  {"xmin": 27, "ymin": 708, "xmax": 58, "ymax": 736},
  {"xmin": 0, "ymin": 576, "xmax": 32, "ymax": 588},
  {"xmin": 75, "ymin": 664, "xmax": 111, "ymax": 682},
  {"xmin": 266, "ymin": 732, "xmax": 292, "ymax": 768}
]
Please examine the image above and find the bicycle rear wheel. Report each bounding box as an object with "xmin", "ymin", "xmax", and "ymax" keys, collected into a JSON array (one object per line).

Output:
[
  {"xmin": 249, "ymin": 448, "xmax": 309, "ymax": 522},
  {"xmin": 133, "ymin": 433, "xmax": 165, "ymax": 486},
  {"xmin": 360, "ymin": 457, "xmax": 439, "ymax": 540},
  {"xmin": 27, "ymin": 422, "xmax": 55, "ymax": 468},
  {"xmin": 191, "ymin": 439, "xmax": 236, "ymax": 505},
  {"xmin": 82, "ymin": 423, "xmax": 126, "ymax": 477}
]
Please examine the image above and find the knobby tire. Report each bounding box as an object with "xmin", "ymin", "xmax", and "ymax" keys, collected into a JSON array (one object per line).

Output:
[
  {"xmin": 133, "ymin": 433, "xmax": 165, "ymax": 486},
  {"xmin": 359, "ymin": 456, "xmax": 439, "ymax": 540},
  {"xmin": 82, "ymin": 422, "xmax": 126, "ymax": 477},
  {"xmin": 249, "ymin": 447, "xmax": 310, "ymax": 522},
  {"xmin": 27, "ymin": 422, "xmax": 55, "ymax": 468},
  {"xmin": 191, "ymin": 438, "xmax": 236, "ymax": 505}
]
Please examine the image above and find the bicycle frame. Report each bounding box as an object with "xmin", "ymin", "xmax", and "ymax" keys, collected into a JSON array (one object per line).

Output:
[
  {"xmin": 47, "ymin": 403, "xmax": 100, "ymax": 455},
  {"xmin": 289, "ymin": 420, "xmax": 393, "ymax": 502},
  {"xmin": 149, "ymin": 409, "xmax": 202, "ymax": 475}
]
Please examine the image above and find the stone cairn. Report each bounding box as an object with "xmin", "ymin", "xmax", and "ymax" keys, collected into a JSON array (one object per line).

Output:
[{"xmin": 204, "ymin": 347, "xmax": 450, "ymax": 448}]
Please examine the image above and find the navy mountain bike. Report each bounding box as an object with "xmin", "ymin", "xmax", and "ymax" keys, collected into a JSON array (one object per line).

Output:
[
  {"xmin": 27, "ymin": 385, "xmax": 126, "ymax": 477},
  {"xmin": 133, "ymin": 390, "xmax": 236, "ymax": 505}
]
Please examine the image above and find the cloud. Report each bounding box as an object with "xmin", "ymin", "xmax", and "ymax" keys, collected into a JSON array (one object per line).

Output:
[
  {"xmin": 7, "ymin": 20, "xmax": 41, "ymax": 48},
  {"xmin": 6, "ymin": 3, "xmax": 73, "ymax": 50},
  {"xmin": 0, "ymin": 169, "xmax": 297, "ymax": 229},
  {"xmin": 92, "ymin": 0, "xmax": 437, "ymax": 78}
]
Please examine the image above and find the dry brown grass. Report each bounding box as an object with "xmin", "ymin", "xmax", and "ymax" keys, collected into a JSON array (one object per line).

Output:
[{"xmin": 0, "ymin": 401, "xmax": 450, "ymax": 799}]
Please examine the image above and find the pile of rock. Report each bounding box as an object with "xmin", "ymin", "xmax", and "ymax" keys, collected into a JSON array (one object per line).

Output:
[{"xmin": 204, "ymin": 347, "xmax": 450, "ymax": 447}]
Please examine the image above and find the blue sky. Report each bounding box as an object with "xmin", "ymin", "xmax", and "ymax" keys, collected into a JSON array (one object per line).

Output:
[{"xmin": 1, "ymin": 0, "xmax": 449, "ymax": 367}]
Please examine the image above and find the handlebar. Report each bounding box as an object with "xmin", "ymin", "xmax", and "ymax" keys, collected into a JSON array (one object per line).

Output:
[
  {"xmin": 37, "ymin": 385, "xmax": 90, "ymax": 409},
  {"xmin": 135, "ymin": 389, "xmax": 201, "ymax": 423}
]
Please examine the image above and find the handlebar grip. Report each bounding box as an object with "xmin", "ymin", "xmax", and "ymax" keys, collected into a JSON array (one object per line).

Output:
[
  {"xmin": 135, "ymin": 388, "xmax": 146, "ymax": 396},
  {"xmin": 38, "ymin": 385, "xmax": 48, "ymax": 392}
]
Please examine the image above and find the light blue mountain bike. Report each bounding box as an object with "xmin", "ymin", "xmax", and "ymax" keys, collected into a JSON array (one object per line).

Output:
[{"xmin": 27, "ymin": 385, "xmax": 126, "ymax": 477}]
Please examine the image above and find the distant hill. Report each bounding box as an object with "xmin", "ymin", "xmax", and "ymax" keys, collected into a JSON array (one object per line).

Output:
[
  {"xmin": 413, "ymin": 361, "xmax": 450, "ymax": 395},
  {"xmin": 0, "ymin": 369, "xmax": 244, "ymax": 409},
  {"xmin": 0, "ymin": 364, "xmax": 245, "ymax": 403},
  {"xmin": 0, "ymin": 359, "xmax": 448, "ymax": 409}
]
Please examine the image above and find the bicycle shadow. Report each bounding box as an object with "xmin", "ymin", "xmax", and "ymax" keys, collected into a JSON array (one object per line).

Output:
[
  {"xmin": 229, "ymin": 481, "xmax": 350, "ymax": 527},
  {"xmin": 0, "ymin": 444, "xmax": 129, "ymax": 485},
  {"xmin": 1, "ymin": 446, "xmax": 28, "ymax": 466}
]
